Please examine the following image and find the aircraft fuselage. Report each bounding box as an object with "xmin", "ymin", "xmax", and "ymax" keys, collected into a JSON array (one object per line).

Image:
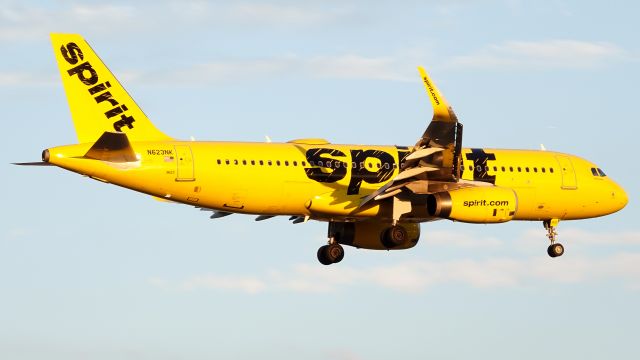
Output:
[{"xmin": 45, "ymin": 140, "xmax": 627, "ymax": 222}]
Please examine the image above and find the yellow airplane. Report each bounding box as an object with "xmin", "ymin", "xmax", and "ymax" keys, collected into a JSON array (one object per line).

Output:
[{"xmin": 17, "ymin": 34, "xmax": 628, "ymax": 265}]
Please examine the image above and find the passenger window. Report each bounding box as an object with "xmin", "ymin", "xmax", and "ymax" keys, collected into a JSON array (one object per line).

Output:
[
  {"xmin": 533, "ymin": 167, "xmax": 537, "ymax": 173},
  {"xmin": 493, "ymin": 166, "xmax": 497, "ymax": 171},
  {"xmin": 251, "ymin": 160, "xmax": 255, "ymax": 165},
  {"xmin": 242, "ymin": 160, "xmax": 247, "ymax": 165},
  {"xmin": 501, "ymin": 166, "xmax": 505, "ymax": 172},
  {"xmin": 302, "ymin": 161, "xmax": 307, "ymax": 166},
  {"xmin": 550, "ymin": 168, "xmax": 554, "ymax": 173},
  {"xmin": 293, "ymin": 161, "xmax": 297, "ymax": 166},
  {"xmin": 217, "ymin": 159, "xmax": 221, "ymax": 165},
  {"xmin": 468, "ymin": 165, "xmax": 473, "ymax": 171},
  {"xmin": 525, "ymin": 167, "xmax": 529, "ymax": 172},
  {"xmin": 268, "ymin": 160, "xmax": 272, "ymax": 166},
  {"xmin": 285, "ymin": 161, "xmax": 289, "ymax": 166},
  {"xmin": 234, "ymin": 159, "xmax": 238, "ymax": 165},
  {"xmin": 259, "ymin": 160, "xmax": 264, "ymax": 165},
  {"xmin": 509, "ymin": 166, "xmax": 513, "ymax": 172},
  {"xmin": 517, "ymin": 167, "xmax": 521, "ymax": 172},
  {"xmin": 541, "ymin": 167, "xmax": 546, "ymax": 173},
  {"xmin": 276, "ymin": 160, "xmax": 281, "ymax": 166},
  {"xmin": 225, "ymin": 159, "xmax": 230, "ymax": 165}
]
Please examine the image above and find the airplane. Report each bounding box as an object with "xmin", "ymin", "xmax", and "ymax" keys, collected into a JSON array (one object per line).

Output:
[{"xmin": 16, "ymin": 34, "xmax": 628, "ymax": 265}]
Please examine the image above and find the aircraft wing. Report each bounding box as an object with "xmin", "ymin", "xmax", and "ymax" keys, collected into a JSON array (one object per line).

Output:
[{"xmin": 360, "ymin": 67, "xmax": 463, "ymax": 207}]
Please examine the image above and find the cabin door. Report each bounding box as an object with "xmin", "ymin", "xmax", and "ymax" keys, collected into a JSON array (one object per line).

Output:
[
  {"xmin": 175, "ymin": 145, "xmax": 195, "ymax": 181},
  {"xmin": 555, "ymin": 155, "xmax": 577, "ymax": 189}
]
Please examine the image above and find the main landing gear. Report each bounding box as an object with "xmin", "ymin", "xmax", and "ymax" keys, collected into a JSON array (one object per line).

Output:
[
  {"xmin": 317, "ymin": 241, "xmax": 344, "ymax": 265},
  {"xmin": 318, "ymin": 222, "xmax": 346, "ymax": 265},
  {"xmin": 544, "ymin": 219, "xmax": 564, "ymax": 258}
]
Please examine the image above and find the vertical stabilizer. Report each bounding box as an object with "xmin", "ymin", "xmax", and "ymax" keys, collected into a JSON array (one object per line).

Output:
[{"xmin": 51, "ymin": 33, "xmax": 171, "ymax": 143}]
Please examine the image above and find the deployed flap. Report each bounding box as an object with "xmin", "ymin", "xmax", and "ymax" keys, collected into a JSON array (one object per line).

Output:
[{"xmin": 84, "ymin": 131, "xmax": 137, "ymax": 162}]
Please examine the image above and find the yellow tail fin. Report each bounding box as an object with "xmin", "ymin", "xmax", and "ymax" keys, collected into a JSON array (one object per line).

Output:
[{"xmin": 51, "ymin": 33, "xmax": 171, "ymax": 143}]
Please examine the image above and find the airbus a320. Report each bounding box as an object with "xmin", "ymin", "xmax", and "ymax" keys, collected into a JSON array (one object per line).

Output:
[{"xmin": 17, "ymin": 34, "xmax": 628, "ymax": 265}]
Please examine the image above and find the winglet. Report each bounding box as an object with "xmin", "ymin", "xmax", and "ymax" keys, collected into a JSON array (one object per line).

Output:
[{"xmin": 417, "ymin": 66, "xmax": 456, "ymax": 123}]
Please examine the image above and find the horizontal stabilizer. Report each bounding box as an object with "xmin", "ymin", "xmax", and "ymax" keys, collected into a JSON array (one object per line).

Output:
[
  {"xmin": 84, "ymin": 131, "xmax": 137, "ymax": 163},
  {"xmin": 13, "ymin": 162, "xmax": 53, "ymax": 166}
]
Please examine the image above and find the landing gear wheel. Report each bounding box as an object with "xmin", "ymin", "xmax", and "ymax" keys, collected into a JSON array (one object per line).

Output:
[
  {"xmin": 382, "ymin": 225, "xmax": 408, "ymax": 248},
  {"xmin": 317, "ymin": 244, "xmax": 344, "ymax": 265},
  {"xmin": 547, "ymin": 243, "xmax": 565, "ymax": 258},
  {"xmin": 543, "ymin": 219, "xmax": 564, "ymax": 258}
]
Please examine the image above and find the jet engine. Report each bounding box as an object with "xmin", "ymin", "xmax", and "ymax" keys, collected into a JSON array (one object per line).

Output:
[{"xmin": 427, "ymin": 186, "xmax": 518, "ymax": 223}]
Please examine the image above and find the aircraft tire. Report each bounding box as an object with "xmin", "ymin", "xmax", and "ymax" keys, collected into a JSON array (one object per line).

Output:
[
  {"xmin": 330, "ymin": 244, "xmax": 345, "ymax": 263},
  {"xmin": 382, "ymin": 225, "xmax": 408, "ymax": 248},
  {"xmin": 317, "ymin": 244, "xmax": 344, "ymax": 265},
  {"xmin": 317, "ymin": 245, "xmax": 333, "ymax": 265},
  {"xmin": 547, "ymin": 243, "xmax": 564, "ymax": 258}
]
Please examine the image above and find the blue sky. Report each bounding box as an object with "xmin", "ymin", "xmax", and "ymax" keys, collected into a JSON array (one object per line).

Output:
[{"xmin": 1, "ymin": 1, "xmax": 638, "ymax": 359}]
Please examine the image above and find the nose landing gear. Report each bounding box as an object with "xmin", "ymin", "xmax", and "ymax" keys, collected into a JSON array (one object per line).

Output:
[{"xmin": 544, "ymin": 219, "xmax": 564, "ymax": 258}]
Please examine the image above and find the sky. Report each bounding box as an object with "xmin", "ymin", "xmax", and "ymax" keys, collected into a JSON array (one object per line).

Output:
[{"xmin": 1, "ymin": 0, "xmax": 638, "ymax": 359}]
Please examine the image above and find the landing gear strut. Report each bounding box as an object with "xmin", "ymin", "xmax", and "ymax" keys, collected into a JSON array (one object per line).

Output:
[{"xmin": 544, "ymin": 219, "xmax": 564, "ymax": 258}]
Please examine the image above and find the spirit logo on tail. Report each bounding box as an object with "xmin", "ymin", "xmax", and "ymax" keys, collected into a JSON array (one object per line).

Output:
[{"xmin": 60, "ymin": 42, "xmax": 135, "ymax": 132}]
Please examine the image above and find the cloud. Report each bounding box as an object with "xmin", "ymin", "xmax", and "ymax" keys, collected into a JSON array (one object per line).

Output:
[
  {"xmin": 0, "ymin": 3, "xmax": 135, "ymax": 41},
  {"xmin": 0, "ymin": 71, "xmax": 57, "ymax": 86},
  {"xmin": 0, "ymin": 2, "xmax": 350, "ymax": 43},
  {"xmin": 140, "ymin": 54, "xmax": 411, "ymax": 85},
  {"xmin": 450, "ymin": 40, "xmax": 629, "ymax": 69},
  {"xmin": 179, "ymin": 274, "xmax": 267, "ymax": 294},
  {"xmin": 424, "ymin": 230, "xmax": 504, "ymax": 248},
  {"xmin": 149, "ymin": 228, "xmax": 640, "ymax": 294},
  {"xmin": 223, "ymin": 3, "xmax": 349, "ymax": 27}
]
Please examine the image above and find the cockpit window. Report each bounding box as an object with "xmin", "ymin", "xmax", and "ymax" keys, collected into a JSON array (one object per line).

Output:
[{"xmin": 592, "ymin": 167, "xmax": 607, "ymax": 177}]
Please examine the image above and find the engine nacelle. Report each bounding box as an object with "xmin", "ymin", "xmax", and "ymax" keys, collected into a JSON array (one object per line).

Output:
[
  {"xmin": 427, "ymin": 186, "xmax": 518, "ymax": 223},
  {"xmin": 331, "ymin": 221, "xmax": 420, "ymax": 250}
]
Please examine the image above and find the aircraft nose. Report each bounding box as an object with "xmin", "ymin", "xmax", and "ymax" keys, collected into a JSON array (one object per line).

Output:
[{"xmin": 612, "ymin": 182, "xmax": 628, "ymax": 211}]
